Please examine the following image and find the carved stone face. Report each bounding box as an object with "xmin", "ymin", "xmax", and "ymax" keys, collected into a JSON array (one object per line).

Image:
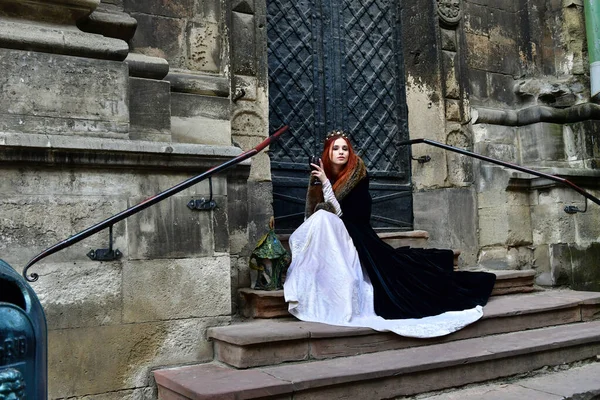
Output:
[
  {"xmin": 0, "ymin": 369, "xmax": 25, "ymax": 400},
  {"xmin": 438, "ymin": 0, "xmax": 461, "ymax": 24}
]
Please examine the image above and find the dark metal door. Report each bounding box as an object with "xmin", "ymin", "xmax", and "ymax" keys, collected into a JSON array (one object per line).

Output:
[{"xmin": 267, "ymin": 0, "xmax": 412, "ymax": 234}]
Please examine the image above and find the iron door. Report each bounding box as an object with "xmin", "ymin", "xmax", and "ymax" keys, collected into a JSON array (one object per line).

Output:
[{"xmin": 267, "ymin": 0, "xmax": 412, "ymax": 234}]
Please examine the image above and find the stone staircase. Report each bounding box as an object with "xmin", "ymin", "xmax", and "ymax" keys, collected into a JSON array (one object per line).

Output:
[{"xmin": 153, "ymin": 271, "xmax": 600, "ymax": 399}]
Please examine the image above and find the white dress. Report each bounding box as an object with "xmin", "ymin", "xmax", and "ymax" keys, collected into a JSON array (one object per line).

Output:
[{"xmin": 283, "ymin": 210, "xmax": 485, "ymax": 338}]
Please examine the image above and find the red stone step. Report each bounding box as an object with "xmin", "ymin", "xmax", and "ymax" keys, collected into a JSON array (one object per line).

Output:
[
  {"xmin": 211, "ymin": 290, "xmax": 600, "ymax": 368},
  {"xmin": 154, "ymin": 320, "xmax": 600, "ymax": 400},
  {"xmin": 238, "ymin": 269, "xmax": 537, "ymax": 319}
]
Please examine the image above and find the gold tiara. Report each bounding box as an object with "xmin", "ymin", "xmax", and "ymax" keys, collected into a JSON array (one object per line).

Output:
[{"xmin": 326, "ymin": 130, "xmax": 348, "ymax": 140}]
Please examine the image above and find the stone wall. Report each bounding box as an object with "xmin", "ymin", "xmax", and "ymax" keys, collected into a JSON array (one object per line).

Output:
[
  {"xmin": 402, "ymin": 0, "xmax": 600, "ymax": 288},
  {"xmin": 0, "ymin": 0, "xmax": 270, "ymax": 398}
]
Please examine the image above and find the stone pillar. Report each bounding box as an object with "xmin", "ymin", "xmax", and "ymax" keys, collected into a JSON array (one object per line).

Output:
[
  {"xmin": 405, "ymin": 0, "xmax": 479, "ymax": 266},
  {"xmin": 228, "ymin": 0, "xmax": 274, "ymax": 312}
]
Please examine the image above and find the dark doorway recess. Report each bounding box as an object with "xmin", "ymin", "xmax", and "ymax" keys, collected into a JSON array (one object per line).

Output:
[{"xmin": 267, "ymin": 0, "xmax": 412, "ymax": 233}]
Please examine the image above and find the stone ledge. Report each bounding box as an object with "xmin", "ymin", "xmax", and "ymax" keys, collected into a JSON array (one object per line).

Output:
[
  {"xmin": 0, "ymin": 132, "xmax": 250, "ymax": 171},
  {"xmin": 125, "ymin": 53, "xmax": 169, "ymax": 80},
  {"xmin": 0, "ymin": 17, "xmax": 129, "ymax": 60},
  {"xmin": 472, "ymin": 103, "xmax": 600, "ymax": 127},
  {"xmin": 166, "ymin": 71, "xmax": 230, "ymax": 97}
]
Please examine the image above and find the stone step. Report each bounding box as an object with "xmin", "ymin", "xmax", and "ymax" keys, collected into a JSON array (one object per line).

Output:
[
  {"xmin": 154, "ymin": 320, "xmax": 600, "ymax": 400},
  {"xmin": 238, "ymin": 269, "xmax": 537, "ymax": 319},
  {"xmin": 212, "ymin": 290, "xmax": 600, "ymax": 368},
  {"xmin": 415, "ymin": 361, "xmax": 600, "ymax": 400},
  {"xmin": 278, "ymin": 230, "xmax": 431, "ymax": 254}
]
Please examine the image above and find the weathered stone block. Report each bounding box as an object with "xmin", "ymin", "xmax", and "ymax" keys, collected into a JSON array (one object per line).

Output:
[
  {"xmin": 31, "ymin": 261, "xmax": 122, "ymax": 330},
  {"xmin": 488, "ymin": 72, "xmax": 518, "ymax": 107},
  {"xmin": 507, "ymin": 205, "xmax": 533, "ymax": 246},
  {"xmin": 530, "ymin": 202, "xmax": 577, "ymax": 244},
  {"xmin": 550, "ymin": 243, "xmax": 600, "ymax": 290},
  {"xmin": 0, "ymin": 17, "xmax": 129, "ymax": 60},
  {"xmin": 0, "ymin": 195, "xmax": 127, "ymax": 266},
  {"xmin": 126, "ymin": 195, "xmax": 215, "ymax": 259},
  {"xmin": 47, "ymin": 317, "xmax": 229, "ymax": 398},
  {"xmin": 247, "ymin": 180, "xmax": 275, "ymax": 246},
  {"xmin": 228, "ymin": 178, "xmax": 250, "ymax": 253},
  {"xmin": 518, "ymin": 123, "xmax": 566, "ymax": 164},
  {"xmin": 212, "ymin": 195, "xmax": 230, "ymax": 253},
  {"xmin": 187, "ymin": 22, "xmax": 221, "ymax": 73},
  {"xmin": 569, "ymin": 120, "xmax": 600, "ymax": 161},
  {"xmin": 465, "ymin": 30, "xmax": 517, "ymax": 75},
  {"xmin": 478, "ymin": 206, "xmax": 509, "ymax": 247},
  {"xmin": 233, "ymin": 135, "xmax": 271, "ymax": 181},
  {"xmin": 465, "ymin": 33, "xmax": 492, "ymax": 71},
  {"xmin": 573, "ymin": 202, "xmax": 600, "ymax": 244},
  {"xmin": 129, "ymin": 13, "xmax": 186, "ymax": 68},
  {"xmin": 442, "ymin": 51, "xmax": 460, "ymax": 99},
  {"xmin": 414, "ymin": 188, "xmax": 478, "ymax": 266},
  {"xmin": 122, "ymin": 257, "xmax": 231, "ymax": 323},
  {"xmin": 0, "ymin": 48, "xmax": 129, "ymax": 135},
  {"xmin": 463, "ymin": 2, "xmax": 490, "ymax": 35},
  {"xmin": 440, "ymin": 28, "xmax": 457, "ymax": 52},
  {"xmin": 0, "ymin": 166, "xmax": 223, "ymax": 199},
  {"xmin": 468, "ymin": 69, "xmax": 489, "ymax": 103},
  {"xmin": 171, "ymin": 93, "xmax": 231, "ymax": 145},
  {"xmin": 506, "ymin": 246, "xmax": 534, "ymax": 269},
  {"xmin": 445, "ymin": 99, "xmax": 461, "ymax": 121},
  {"xmin": 166, "ymin": 72, "xmax": 230, "ymax": 96},
  {"xmin": 125, "ymin": 53, "xmax": 169, "ymax": 80},
  {"xmin": 78, "ymin": 3, "xmax": 138, "ymax": 42},
  {"xmin": 232, "ymin": 11, "xmax": 256, "ymax": 75},
  {"xmin": 478, "ymin": 246, "xmax": 509, "ymax": 270},
  {"xmin": 129, "ymin": 77, "xmax": 171, "ymax": 140}
]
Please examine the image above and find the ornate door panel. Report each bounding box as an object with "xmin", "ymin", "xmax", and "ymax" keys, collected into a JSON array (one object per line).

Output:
[{"xmin": 267, "ymin": 0, "xmax": 412, "ymax": 233}]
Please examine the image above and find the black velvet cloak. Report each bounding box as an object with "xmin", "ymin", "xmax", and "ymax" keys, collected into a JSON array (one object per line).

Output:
[{"xmin": 337, "ymin": 174, "xmax": 497, "ymax": 319}]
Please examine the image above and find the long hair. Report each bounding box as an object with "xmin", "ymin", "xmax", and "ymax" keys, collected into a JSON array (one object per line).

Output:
[{"xmin": 320, "ymin": 133, "xmax": 358, "ymax": 193}]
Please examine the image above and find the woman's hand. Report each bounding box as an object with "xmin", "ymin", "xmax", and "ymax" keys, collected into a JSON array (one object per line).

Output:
[{"xmin": 310, "ymin": 159, "xmax": 328, "ymax": 184}]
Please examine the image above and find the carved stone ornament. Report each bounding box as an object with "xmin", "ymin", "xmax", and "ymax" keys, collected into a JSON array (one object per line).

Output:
[
  {"xmin": 437, "ymin": 0, "xmax": 462, "ymax": 26},
  {"xmin": 0, "ymin": 369, "xmax": 26, "ymax": 400}
]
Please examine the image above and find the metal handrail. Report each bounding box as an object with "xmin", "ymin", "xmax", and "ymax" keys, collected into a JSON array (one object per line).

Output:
[
  {"xmin": 22, "ymin": 125, "xmax": 289, "ymax": 282},
  {"xmin": 398, "ymin": 138, "xmax": 600, "ymax": 209}
]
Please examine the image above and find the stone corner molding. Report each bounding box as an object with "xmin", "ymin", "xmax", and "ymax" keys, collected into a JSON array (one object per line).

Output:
[{"xmin": 437, "ymin": 0, "xmax": 462, "ymax": 26}]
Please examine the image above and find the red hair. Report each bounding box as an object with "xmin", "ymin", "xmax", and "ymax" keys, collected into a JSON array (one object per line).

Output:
[{"xmin": 320, "ymin": 134, "xmax": 358, "ymax": 193}]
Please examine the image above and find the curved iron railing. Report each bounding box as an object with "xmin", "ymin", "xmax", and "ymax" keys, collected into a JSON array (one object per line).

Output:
[
  {"xmin": 22, "ymin": 126, "xmax": 289, "ymax": 282},
  {"xmin": 398, "ymin": 138, "xmax": 600, "ymax": 210}
]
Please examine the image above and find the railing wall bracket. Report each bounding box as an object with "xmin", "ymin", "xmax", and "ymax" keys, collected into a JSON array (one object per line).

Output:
[{"xmin": 87, "ymin": 225, "xmax": 122, "ymax": 261}]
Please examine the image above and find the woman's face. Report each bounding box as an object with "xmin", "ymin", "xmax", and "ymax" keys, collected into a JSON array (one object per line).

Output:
[{"xmin": 329, "ymin": 138, "xmax": 349, "ymax": 166}]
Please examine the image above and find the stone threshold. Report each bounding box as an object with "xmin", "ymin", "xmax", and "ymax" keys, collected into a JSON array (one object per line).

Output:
[
  {"xmin": 211, "ymin": 289, "xmax": 600, "ymax": 368},
  {"xmin": 154, "ymin": 320, "xmax": 600, "ymax": 399}
]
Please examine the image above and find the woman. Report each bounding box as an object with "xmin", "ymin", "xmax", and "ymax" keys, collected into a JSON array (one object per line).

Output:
[{"xmin": 283, "ymin": 131, "xmax": 496, "ymax": 338}]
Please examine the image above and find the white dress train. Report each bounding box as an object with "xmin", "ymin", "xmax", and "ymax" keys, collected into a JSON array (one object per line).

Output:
[{"xmin": 283, "ymin": 210, "xmax": 484, "ymax": 338}]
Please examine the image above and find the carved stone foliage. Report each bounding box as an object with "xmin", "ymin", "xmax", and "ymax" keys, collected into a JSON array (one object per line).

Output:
[{"xmin": 437, "ymin": 0, "xmax": 461, "ymax": 26}]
